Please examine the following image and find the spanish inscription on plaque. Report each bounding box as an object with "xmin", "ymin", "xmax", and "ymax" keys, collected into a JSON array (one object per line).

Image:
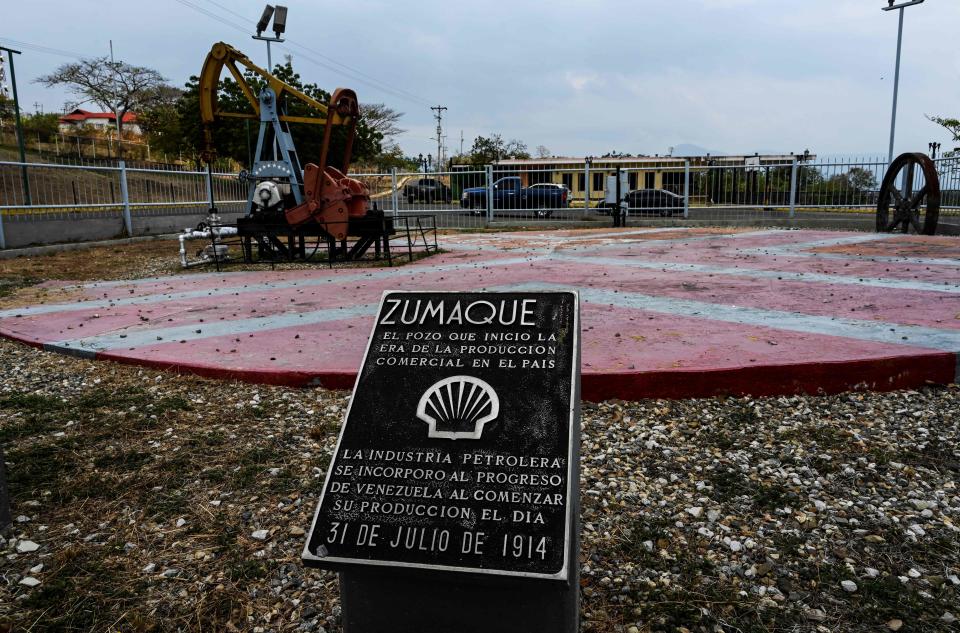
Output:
[{"xmin": 302, "ymin": 291, "xmax": 579, "ymax": 579}]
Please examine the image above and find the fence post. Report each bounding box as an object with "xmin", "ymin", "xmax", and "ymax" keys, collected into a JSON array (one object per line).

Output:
[
  {"xmin": 204, "ymin": 163, "xmax": 214, "ymax": 209},
  {"xmin": 390, "ymin": 167, "xmax": 399, "ymax": 215},
  {"xmin": 584, "ymin": 159, "xmax": 591, "ymax": 212},
  {"xmin": 485, "ymin": 165, "xmax": 494, "ymax": 225},
  {"xmin": 119, "ymin": 160, "xmax": 133, "ymax": 236},
  {"xmin": 0, "ymin": 206, "xmax": 6, "ymax": 250},
  {"xmin": 683, "ymin": 160, "xmax": 690, "ymax": 219},
  {"xmin": 788, "ymin": 156, "xmax": 798, "ymax": 219}
]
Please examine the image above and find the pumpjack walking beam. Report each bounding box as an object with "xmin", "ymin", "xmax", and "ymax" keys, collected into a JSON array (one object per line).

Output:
[{"xmin": 197, "ymin": 41, "xmax": 360, "ymax": 217}]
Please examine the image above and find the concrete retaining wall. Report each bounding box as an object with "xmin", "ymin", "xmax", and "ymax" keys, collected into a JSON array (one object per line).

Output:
[{"xmin": 1, "ymin": 204, "xmax": 246, "ymax": 249}]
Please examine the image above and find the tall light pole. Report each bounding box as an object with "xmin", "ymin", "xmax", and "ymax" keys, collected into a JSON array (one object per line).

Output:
[
  {"xmin": 252, "ymin": 5, "xmax": 288, "ymax": 161},
  {"xmin": 883, "ymin": 0, "xmax": 925, "ymax": 164},
  {"xmin": 0, "ymin": 45, "xmax": 29, "ymax": 205},
  {"xmin": 252, "ymin": 4, "xmax": 287, "ymax": 72}
]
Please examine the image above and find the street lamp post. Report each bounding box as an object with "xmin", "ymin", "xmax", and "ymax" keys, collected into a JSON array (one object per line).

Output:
[
  {"xmin": 252, "ymin": 4, "xmax": 287, "ymax": 72},
  {"xmin": 883, "ymin": 0, "xmax": 925, "ymax": 164},
  {"xmin": 1, "ymin": 45, "xmax": 30, "ymax": 205},
  {"xmin": 251, "ymin": 5, "xmax": 288, "ymax": 161}
]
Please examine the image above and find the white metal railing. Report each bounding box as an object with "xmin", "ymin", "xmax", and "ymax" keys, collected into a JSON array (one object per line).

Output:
[{"xmin": 2, "ymin": 154, "xmax": 958, "ymax": 248}]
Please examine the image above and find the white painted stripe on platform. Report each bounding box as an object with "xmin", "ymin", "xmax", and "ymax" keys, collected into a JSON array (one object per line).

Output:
[
  {"xmin": 546, "ymin": 253, "xmax": 960, "ymax": 294},
  {"xmin": 442, "ymin": 228, "xmax": 776, "ymax": 253},
  {"xmin": 495, "ymin": 282, "xmax": 960, "ymax": 356},
  {"xmin": 0, "ymin": 255, "xmax": 540, "ymax": 320},
  {"xmin": 439, "ymin": 228, "xmax": 683, "ymax": 252},
  {"xmin": 739, "ymin": 246, "xmax": 960, "ymax": 268},
  {"xmin": 551, "ymin": 229, "xmax": 779, "ymax": 251},
  {"xmin": 74, "ymin": 270, "xmax": 250, "ymax": 289},
  {"xmin": 774, "ymin": 234, "xmax": 894, "ymax": 250},
  {"xmin": 46, "ymin": 302, "xmax": 380, "ymax": 356},
  {"xmin": 736, "ymin": 233, "xmax": 960, "ymax": 267}
]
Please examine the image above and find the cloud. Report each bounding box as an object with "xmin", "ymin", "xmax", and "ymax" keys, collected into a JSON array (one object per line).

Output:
[{"xmin": 564, "ymin": 71, "xmax": 603, "ymax": 93}]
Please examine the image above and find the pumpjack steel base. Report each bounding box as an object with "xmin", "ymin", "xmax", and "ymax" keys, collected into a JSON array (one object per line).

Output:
[{"xmin": 237, "ymin": 214, "xmax": 395, "ymax": 265}]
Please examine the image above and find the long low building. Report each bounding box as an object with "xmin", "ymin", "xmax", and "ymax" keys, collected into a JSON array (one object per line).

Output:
[{"xmin": 486, "ymin": 153, "xmax": 813, "ymax": 202}]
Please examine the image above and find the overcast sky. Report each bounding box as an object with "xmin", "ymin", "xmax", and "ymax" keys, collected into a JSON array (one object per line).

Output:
[{"xmin": 3, "ymin": 0, "xmax": 959, "ymax": 160}]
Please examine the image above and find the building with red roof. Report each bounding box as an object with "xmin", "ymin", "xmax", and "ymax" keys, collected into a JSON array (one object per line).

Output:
[{"xmin": 58, "ymin": 109, "xmax": 142, "ymax": 135}]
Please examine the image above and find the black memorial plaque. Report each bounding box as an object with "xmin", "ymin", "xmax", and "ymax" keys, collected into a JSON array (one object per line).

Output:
[{"xmin": 302, "ymin": 291, "xmax": 579, "ymax": 580}]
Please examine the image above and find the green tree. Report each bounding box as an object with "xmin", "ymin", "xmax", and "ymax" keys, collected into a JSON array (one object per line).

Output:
[
  {"xmin": 845, "ymin": 167, "xmax": 878, "ymax": 191},
  {"xmin": 927, "ymin": 115, "xmax": 960, "ymax": 157},
  {"xmin": 367, "ymin": 145, "xmax": 419, "ymax": 171},
  {"xmin": 824, "ymin": 167, "xmax": 877, "ymax": 193},
  {"xmin": 21, "ymin": 113, "xmax": 60, "ymax": 142},
  {"xmin": 137, "ymin": 86, "xmax": 185, "ymax": 158},
  {"xmin": 797, "ymin": 165, "xmax": 824, "ymax": 189},
  {"xmin": 462, "ymin": 134, "xmax": 530, "ymax": 166}
]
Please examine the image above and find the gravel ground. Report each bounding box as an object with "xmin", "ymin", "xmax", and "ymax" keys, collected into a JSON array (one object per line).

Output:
[
  {"xmin": 1, "ymin": 336, "xmax": 957, "ymax": 632},
  {"xmin": 1, "ymin": 241, "xmax": 959, "ymax": 632}
]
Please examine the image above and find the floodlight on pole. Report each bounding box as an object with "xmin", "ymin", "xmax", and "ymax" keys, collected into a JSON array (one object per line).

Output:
[
  {"xmin": 252, "ymin": 4, "xmax": 287, "ymax": 71},
  {"xmin": 251, "ymin": 5, "xmax": 289, "ymax": 160},
  {"xmin": 273, "ymin": 6, "xmax": 288, "ymax": 37},
  {"xmin": 256, "ymin": 5, "xmax": 275, "ymax": 37},
  {"xmin": 882, "ymin": 0, "xmax": 924, "ymax": 164}
]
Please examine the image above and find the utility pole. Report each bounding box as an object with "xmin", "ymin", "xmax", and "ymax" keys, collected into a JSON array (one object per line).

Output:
[
  {"xmin": 1, "ymin": 45, "xmax": 30, "ymax": 205},
  {"xmin": 431, "ymin": 105, "xmax": 447, "ymax": 172},
  {"xmin": 32, "ymin": 101, "xmax": 42, "ymax": 115},
  {"xmin": 109, "ymin": 40, "xmax": 123, "ymax": 158},
  {"xmin": 460, "ymin": 130, "xmax": 464, "ymax": 156},
  {"xmin": 883, "ymin": 0, "xmax": 925, "ymax": 164}
]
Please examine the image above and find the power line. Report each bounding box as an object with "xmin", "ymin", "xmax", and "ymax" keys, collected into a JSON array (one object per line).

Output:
[
  {"xmin": 201, "ymin": 0, "xmax": 432, "ymax": 106},
  {"xmin": 179, "ymin": 0, "xmax": 432, "ymax": 107},
  {"xmin": 0, "ymin": 37, "xmax": 85, "ymax": 59},
  {"xmin": 280, "ymin": 40, "xmax": 432, "ymax": 107}
]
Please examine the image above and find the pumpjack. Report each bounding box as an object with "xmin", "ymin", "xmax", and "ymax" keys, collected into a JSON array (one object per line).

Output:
[{"xmin": 197, "ymin": 41, "xmax": 392, "ymax": 262}]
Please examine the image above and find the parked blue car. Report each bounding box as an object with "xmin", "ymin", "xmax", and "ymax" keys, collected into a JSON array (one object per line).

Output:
[{"xmin": 460, "ymin": 177, "xmax": 568, "ymax": 217}]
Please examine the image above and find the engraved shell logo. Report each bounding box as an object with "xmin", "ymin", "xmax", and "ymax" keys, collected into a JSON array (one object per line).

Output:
[{"xmin": 416, "ymin": 375, "xmax": 500, "ymax": 440}]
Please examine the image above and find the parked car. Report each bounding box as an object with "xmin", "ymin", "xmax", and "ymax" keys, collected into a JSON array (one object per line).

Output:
[
  {"xmin": 460, "ymin": 177, "xmax": 568, "ymax": 217},
  {"xmin": 403, "ymin": 177, "xmax": 451, "ymax": 203},
  {"xmin": 528, "ymin": 183, "xmax": 571, "ymax": 208},
  {"xmin": 597, "ymin": 189, "xmax": 684, "ymax": 216}
]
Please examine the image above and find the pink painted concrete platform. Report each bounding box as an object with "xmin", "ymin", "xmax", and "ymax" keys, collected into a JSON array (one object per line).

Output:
[{"xmin": 1, "ymin": 227, "xmax": 958, "ymax": 400}]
